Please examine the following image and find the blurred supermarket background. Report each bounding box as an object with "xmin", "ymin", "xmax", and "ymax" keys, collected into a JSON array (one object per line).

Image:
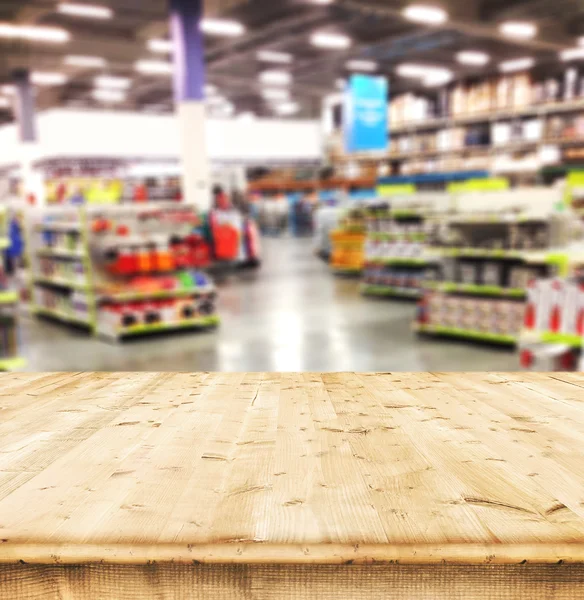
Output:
[{"xmin": 1, "ymin": 0, "xmax": 584, "ymax": 372}]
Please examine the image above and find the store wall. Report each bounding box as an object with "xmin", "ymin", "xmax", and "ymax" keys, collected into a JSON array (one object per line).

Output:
[{"xmin": 0, "ymin": 109, "xmax": 323, "ymax": 167}]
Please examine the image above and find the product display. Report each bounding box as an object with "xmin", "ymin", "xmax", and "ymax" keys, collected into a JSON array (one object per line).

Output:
[
  {"xmin": 25, "ymin": 204, "xmax": 220, "ymax": 341},
  {"xmin": 329, "ymin": 207, "xmax": 367, "ymax": 274},
  {"xmin": 361, "ymin": 205, "xmax": 436, "ymax": 298}
]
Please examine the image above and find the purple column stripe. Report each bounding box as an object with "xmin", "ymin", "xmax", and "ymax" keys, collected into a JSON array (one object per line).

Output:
[
  {"xmin": 170, "ymin": 0, "xmax": 206, "ymax": 103},
  {"xmin": 12, "ymin": 69, "xmax": 36, "ymax": 143}
]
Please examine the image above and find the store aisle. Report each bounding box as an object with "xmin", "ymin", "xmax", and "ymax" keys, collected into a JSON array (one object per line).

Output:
[{"xmin": 20, "ymin": 237, "xmax": 518, "ymax": 372}]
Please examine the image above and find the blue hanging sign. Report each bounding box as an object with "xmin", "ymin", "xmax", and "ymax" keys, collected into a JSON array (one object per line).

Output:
[{"xmin": 344, "ymin": 74, "xmax": 388, "ymax": 153}]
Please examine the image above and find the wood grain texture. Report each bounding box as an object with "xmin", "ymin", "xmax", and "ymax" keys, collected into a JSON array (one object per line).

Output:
[{"xmin": 1, "ymin": 372, "xmax": 584, "ymax": 565}]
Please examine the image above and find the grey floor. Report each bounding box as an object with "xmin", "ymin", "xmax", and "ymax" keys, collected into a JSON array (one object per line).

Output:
[{"xmin": 20, "ymin": 236, "xmax": 519, "ymax": 372}]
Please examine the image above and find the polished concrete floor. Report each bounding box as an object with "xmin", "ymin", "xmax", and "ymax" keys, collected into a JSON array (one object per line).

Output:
[{"xmin": 20, "ymin": 237, "xmax": 519, "ymax": 372}]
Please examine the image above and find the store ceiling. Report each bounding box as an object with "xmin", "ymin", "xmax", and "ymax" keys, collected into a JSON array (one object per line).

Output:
[{"xmin": 0, "ymin": 0, "xmax": 583, "ymax": 123}]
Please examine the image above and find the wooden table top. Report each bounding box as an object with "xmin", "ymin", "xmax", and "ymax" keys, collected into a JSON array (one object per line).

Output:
[{"xmin": 1, "ymin": 372, "xmax": 584, "ymax": 565}]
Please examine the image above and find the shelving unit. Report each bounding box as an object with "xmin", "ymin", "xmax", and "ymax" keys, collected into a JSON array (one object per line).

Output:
[
  {"xmin": 0, "ymin": 208, "xmax": 26, "ymax": 371},
  {"xmin": 361, "ymin": 201, "xmax": 439, "ymax": 300},
  {"xmin": 414, "ymin": 188, "xmax": 574, "ymax": 345},
  {"xmin": 25, "ymin": 204, "xmax": 220, "ymax": 342}
]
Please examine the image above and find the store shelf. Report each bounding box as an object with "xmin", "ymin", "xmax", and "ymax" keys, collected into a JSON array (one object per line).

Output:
[
  {"xmin": 427, "ymin": 247, "xmax": 525, "ymax": 259},
  {"xmin": 0, "ymin": 357, "xmax": 26, "ymax": 371},
  {"xmin": 361, "ymin": 284, "xmax": 421, "ymax": 299},
  {"xmin": 34, "ymin": 307, "xmax": 92, "ymax": 327},
  {"xmin": 424, "ymin": 282, "xmax": 526, "ymax": 298},
  {"xmin": 367, "ymin": 232, "xmax": 427, "ymax": 242},
  {"xmin": 389, "ymin": 99, "xmax": 584, "ymax": 134},
  {"xmin": 33, "ymin": 277, "xmax": 89, "ymax": 291},
  {"xmin": 414, "ymin": 323, "xmax": 517, "ymax": 345},
  {"xmin": 521, "ymin": 330, "xmax": 583, "ymax": 348},
  {"xmin": 35, "ymin": 223, "xmax": 81, "ymax": 233},
  {"xmin": 98, "ymin": 285, "xmax": 215, "ymax": 302},
  {"xmin": 0, "ymin": 291, "xmax": 19, "ymax": 304},
  {"xmin": 36, "ymin": 248, "xmax": 85, "ymax": 260},
  {"xmin": 332, "ymin": 267, "xmax": 363, "ymax": 275},
  {"xmin": 118, "ymin": 315, "xmax": 220, "ymax": 337},
  {"xmin": 367, "ymin": 257, "xmax": 433, "ymax": 267}
]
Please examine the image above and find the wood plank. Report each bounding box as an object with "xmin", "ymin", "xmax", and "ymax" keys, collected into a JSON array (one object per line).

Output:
[{"xmin": 0, "ymin": 373, "xmax": 584, "ymax": 565}]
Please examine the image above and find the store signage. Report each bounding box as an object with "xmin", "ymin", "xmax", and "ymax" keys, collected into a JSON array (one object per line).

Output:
[{"xmin": 344, "ymin": 74, "xmax": 388, "ymax": 153}]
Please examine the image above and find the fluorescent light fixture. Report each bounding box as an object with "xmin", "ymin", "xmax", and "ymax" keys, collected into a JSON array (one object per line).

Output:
[
  {"xmin": 204, "ymin": 84, "xmax": 218, "ymax": 96},
  {"xmin": 311, "ymin": 32, "xmax": 351, "ymax": 49},
  {"xmin": 201, "ymin": 18, "xmax": 244, "ymax": 37},
  {"xmin": 499, "ymin": 21, "xmax": 537, "ymax": 39},
  {"xmin": 262, "ymin": 88, "xmax": 290, "ymax": 101},
  {"xmin": 402, "ymin": 4, "xmax": 448, "ymax": 25},
  {"xmin": 498, "ymin": 57, "xmax": 535, "ymax": 73},
  {"xmin": 397, "ymin": 63, "xmax": 451, "ymax": 78},
  {"xmin": 237, "ymin": 111, "xmax": 256, "ymax": 122},
  {"xmin": 148, "ymin": 38, "xmax": 173, "ymax": 54},
  {"xmin": 65, "ymin": 55, "xmax": 107, "ymax": 68},
  {"xmin": 0, "ymin": 97, "xmax": 11, "ymax": 108},
  {"xmin": 259, "ymin": 70, "xmax": 292, "ymax": 85},
  {"xmin": 560, "ymin": 47, "xmax": 584, "ymax": 62},
  {"xmin": 424, "ymin": 71, "xmax": 453, "ymax": 87},
  {"xmin": 58, "ymin": 2, "xmax": 113, "ymax": 19},
  {"xmin": 0, "ymin": 23, "xmax": 70, "ymax": 43},
  {"xmin": 31, "ymin": 72, "xmax": 67, "ymax": 86},
  {"xmin": 135, "ymin": 60, "xmax": 173, "ymax": 75},
  {"xmin": 346, "ymin": 59, "xmax": 378, "ymax": 72},
  {"xmin": 92, "ymin": 88, "xmax": 125, "ymax": 103},
  {"xmin": 456, "ymin": 51, "xmax": 490, "ymax": 66},
  {"xmin": 94, "ymin": 75, "xmax": 131, "ymax": 89},
  {"xmin": 273, "ymin": 101, "xmax": 300, "ymax": 116},
  {"xmin": 257, "ymin": 50, "xmax": 293, "ymax": 64}
]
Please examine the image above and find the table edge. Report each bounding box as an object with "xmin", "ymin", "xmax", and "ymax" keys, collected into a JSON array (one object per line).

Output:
[{"xmin": 1, "ymin": 543, "xmax": 583, "ymax": 565}]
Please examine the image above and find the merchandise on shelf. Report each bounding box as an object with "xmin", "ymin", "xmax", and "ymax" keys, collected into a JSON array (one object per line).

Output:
[
  {"xmin": 361, "ymin": 203, "xmax": 437, "ymax": 299},
  {"xmin": 329, "ymin": 207, "xmax": 367, "ymax": 274},
  {"xmin": 416, "ymin": 292, "xmax": 525, "ymax": 344},
  {"xmin": 25, "ymin": 204, "xmax": 221, "ymax": 341}
]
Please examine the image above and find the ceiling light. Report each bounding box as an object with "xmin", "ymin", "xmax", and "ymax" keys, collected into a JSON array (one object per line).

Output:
[
  {"xmin": 402, "ymin": 4, "xmax": 448, "ymax": 25},
  {"xmin": 499, "ymin": 21, "xmax": 537, "ymax": 39},
  {"xmin": 65, "ymin": 55, "xmax": 107, "ymax": 68},
  {"xmin": 0, "ymin": 97, "xmax": 11, "ymax": 109},
  {"xmin": 31, "ymin": 72, "xmax": 67, "ymax": 86},
  {"xmin": 560, "ymin": 47, "xmax": 584, "ymax": 62},
  {"xmin": 92, "ymin": 88, "xmax": 125, "ymax": 103},
  {"xmin": 424, "ymin": 72, "xmax": 453, "ymax": 87},
  {"xmin": 498, "ymin": 57, "xmax": 535, "ymax": 73},
  {"xmin": 237, "ymin": 111, "xmax": 256, "ymax": 122},
  {"xmin": 0, "ymin": 23, "xmax": 70, "ymax": 43},
  {"xmin": 57, "ymin": 3, "xmax": 113, "ymax": 19},
  {"xmin": 311, "ymin": 32, "xmax": 351, "ymax": 49},
  {"xmin": 148, "ymin": 38, "xmax": 172, "ymax": 54},
  {"xmin": 262, "ymin": 88, "xmax": 290, "ymax": 101},
  {"xmin": 259, "ymin": 70, "xmax": 292, "ymax": 85},
  {"xmin": 456, "ymin": 51, "xmax": 490, "ymax": 66},
  {"xmin": 257, "ymin": 50, "xmax": 293, "ymax": 64},
  {"xmin": 273, "ymin": 101, "xmax": 300, "ymax": 116},
  {"xmin": 94, "ymin": 75, "xmax": 131, "ymax": 89},
  {"xmin": 204, "ymin": 84, "xmax": 217, "ymax": 96},
  {"xmin": 200, "ymin": 18, "xmax": 244, "ymax": 37},
  {"xmin": 346, "ymin": 59, "xmax": 378, "ymax": 72},
  {"xmin": 396, "ymin": 63, "xmax": 447, "ymax": 78},
  {"xmin": 135, "ymin": 60, "xmax": 173, "ymax": 75}
]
